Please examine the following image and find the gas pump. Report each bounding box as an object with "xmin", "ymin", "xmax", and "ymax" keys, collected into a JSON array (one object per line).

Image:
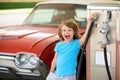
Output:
[
  {"xmin": 98, "ymin": 10, "xmax": 112, "ymax": 80},
  {"xmin": 97, "ymin": 10, "xmax": 112, "ymax": 80},
  {"xmin": 86, "ymin": 1, "xmax": 120, "ymax": 80}
]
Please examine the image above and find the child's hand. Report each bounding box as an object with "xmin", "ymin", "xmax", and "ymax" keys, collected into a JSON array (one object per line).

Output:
[{"xmin": 87, "ymin": 12, "xmax": 98, "ymax": 22}]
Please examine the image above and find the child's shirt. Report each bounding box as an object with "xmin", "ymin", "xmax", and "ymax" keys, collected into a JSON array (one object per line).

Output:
[{"xmin": 54, "ymin": 39, "xmax": 80, "ymax": 76}]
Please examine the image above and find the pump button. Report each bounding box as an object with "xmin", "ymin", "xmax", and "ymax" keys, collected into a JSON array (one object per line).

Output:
[{"xmin": 95, "ymin": 51, "xmax": 111, "ymax": 66}]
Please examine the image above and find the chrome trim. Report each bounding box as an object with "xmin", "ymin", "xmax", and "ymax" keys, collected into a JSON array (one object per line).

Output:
[
  {"xmin": 0, "ymin": 66, "xmax": 41, "ymax": 79},
  {"xmin": 16, "ymin": 72, "xmax": 40, "ymax": 76},
  {"xmin": 87, "ymin": 5, "xmax": 120, "ymax": 10},
  {"xmin": 15, "ymin": 52, "xmax": 39, "ymax": 69},
  {"xmin": 0, "ymin": 67, "xmax": 9, "ymax": 73},
  {"xmin": 0, "ymin": 52, "xmax": 48, "ymax": 79},
  {"xmin": 0, "ymin": 52, "xmax": 15, "ymax": 60},
  {"xmin": 0, "ymin": 56, "xmax": 14, "ymax": 60}
]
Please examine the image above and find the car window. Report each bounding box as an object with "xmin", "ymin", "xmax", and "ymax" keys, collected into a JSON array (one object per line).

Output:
[
  {"xmin": 75, "ymin": 7, "xmax": 87, "ymax": 28},
  {"xmin": 29, "ymin": 8, "xmax": 54, "ymax": 24},
  {"xmin": 24, "ymin": 4, "xmax": 87, "ymax": 28}
]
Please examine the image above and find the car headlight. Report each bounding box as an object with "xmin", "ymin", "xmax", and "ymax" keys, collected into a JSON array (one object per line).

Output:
[
  {"xmin": 29, "ymin": 55, "xmax": 38, "ymax": 65},
  {"xmin": 15, "ymin": 52, "xmax": 39, "ymax": 69}
]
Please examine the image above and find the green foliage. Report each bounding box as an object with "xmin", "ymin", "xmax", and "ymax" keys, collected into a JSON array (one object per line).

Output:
[{"xmin": 0, "ymin": 2, "xmax": 38, "ymax": 9}]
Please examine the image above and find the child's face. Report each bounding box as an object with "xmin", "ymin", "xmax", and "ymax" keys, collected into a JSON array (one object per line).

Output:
[{"xmin": 61, "ymin": 25, "xmax": 74, "ymax": 42}]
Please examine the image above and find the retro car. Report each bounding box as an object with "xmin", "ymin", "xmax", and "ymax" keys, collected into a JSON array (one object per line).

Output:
[{"xmin": 0, "ymin": 1, "xmax": 87, "ymax": 80}]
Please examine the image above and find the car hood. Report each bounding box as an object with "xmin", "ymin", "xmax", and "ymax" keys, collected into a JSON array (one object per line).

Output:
[
  {"xmin": 0, "ymin": 25, "xmax": 59, "ymax": 55},
  {"xmin": 0, "ymin": 25, "xmax": 58, "ymax": 39}
]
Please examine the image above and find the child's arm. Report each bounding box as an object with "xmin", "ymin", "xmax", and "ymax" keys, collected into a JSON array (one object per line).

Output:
[
  {"xmin": 50, "ymin": 53, "xmax": 57, "ymax": 72},
  {"xmin": 80, "ymin": 12, "xmax": 98, "ymax": 46}
]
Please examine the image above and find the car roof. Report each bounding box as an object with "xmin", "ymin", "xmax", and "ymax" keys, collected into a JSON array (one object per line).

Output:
[
  {"xmin": 36, "ymin": 0, "xmax": 120, "ymax": 7},
  {"xmin": 36, "ymin": 0, "xmax": 89, "ymax": 6}
]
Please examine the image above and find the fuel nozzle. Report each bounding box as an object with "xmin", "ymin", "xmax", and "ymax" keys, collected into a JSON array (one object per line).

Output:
[
  {"xmin": 98, "ymin": 21, "xmax": 110, "ymax": 48},
  {"xmin": 98, "ymin": 11, "xmax": 111, "ymax": 48}
]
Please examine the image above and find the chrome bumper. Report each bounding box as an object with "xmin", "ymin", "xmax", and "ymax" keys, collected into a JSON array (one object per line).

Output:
[{"xmin": 0, "ymin": 52, "xmax": 49, "ymax": 80}]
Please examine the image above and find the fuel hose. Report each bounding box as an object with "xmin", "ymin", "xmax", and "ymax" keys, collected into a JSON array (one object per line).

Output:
[
  {"xmin": 103, "ymin": 45, "xmax": 112, "ymax": 80},
  {"xmin": 76, "ymin": 18, "xmax": 96, "ymax": 80}
]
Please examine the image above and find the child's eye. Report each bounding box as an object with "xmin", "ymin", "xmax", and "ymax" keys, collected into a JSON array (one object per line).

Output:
[
  {"xmin": 68, "ymin": 29, "xmax": 73, "ymax": 32},
  {"xmin": 62, "ymin": 29, "xmax": 66, "ymax": 32}
]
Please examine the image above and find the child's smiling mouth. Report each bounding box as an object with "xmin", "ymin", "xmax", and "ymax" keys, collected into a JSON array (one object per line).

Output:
[{"xmin": 65, "ymin": 35, "xmax": 70, "ymax": 39}]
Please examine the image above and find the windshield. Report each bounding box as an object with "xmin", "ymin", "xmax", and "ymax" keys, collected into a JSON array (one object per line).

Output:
[{"xmin": 24, "ymin": 4, "xmax": 87, "ymax": 27}]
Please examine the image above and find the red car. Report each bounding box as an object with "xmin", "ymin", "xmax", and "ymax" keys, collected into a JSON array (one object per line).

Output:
[{"xmin": 0, "ymin": 1, "xmax": 87, "ymax": 80}]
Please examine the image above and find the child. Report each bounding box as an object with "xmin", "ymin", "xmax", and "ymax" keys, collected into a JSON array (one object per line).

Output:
[{"xmin": 46, "ymin": 13, "xmax": 98, "ymax": 80}]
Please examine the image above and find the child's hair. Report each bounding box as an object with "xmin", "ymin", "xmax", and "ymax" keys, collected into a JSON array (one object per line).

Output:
[{"xmin": 58, "ymin": 18, "xmax": 80, "ymax": 41}]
